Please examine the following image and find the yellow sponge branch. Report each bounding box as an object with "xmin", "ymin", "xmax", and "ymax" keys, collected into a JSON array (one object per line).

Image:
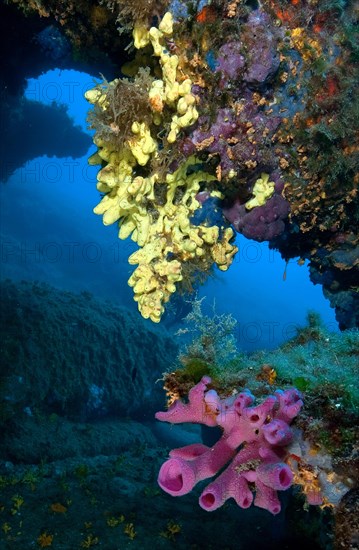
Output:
[
  {"xmin": 85, "ymin": 12, "xmax": 238, "ymax": 322},
  {"xmin": 245, "ymin": 173, "xmax": 275, "ymax": 210}
]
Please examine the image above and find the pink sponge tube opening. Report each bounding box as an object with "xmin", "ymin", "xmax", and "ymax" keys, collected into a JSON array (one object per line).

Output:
[
  {"xmin": 199, "ymin": 473, "xmax": 254, "ymax": 512},
  {"xmin": 254, "ymin": 480, "xmax": 282, "ymax": 515},
  {"xmin": 157, "ymin": 458, "xmax": 196, "ymax": 497},
  {"xmin": 199, "ymin": 483, "xmax": 226, "ymax": 511},
  {"xmin": 256, "ymin": 462, "xmax": 293, "ymax": 490},
  {"xmin": 262, "ymin": 419, "xmax": 293, "ymax": 446},
  {"xmin": 233, "ymin": 476, "xmax": 254, "ymax": 509}
]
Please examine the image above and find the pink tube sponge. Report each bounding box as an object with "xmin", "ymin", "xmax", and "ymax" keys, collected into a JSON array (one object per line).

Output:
[
  {"xmin": 158, "ymin": 436, "xmax": 236, "ymax": 496},
  {"xmin": 262, "ymin": 419, "xmax": 293, "ymax": 446},
  {"xmin": 155, "ymin": 375, "xmax": 218, "ymax": 426},
  {"xmin": 158, "ymin": 457, "xmax": 197, "ymax": 496},
  {"xmin": 156, "ymin": 376, "xmax": 303, "ymax": 515},
  {"xmin": 256, "ymin": 462, "xmax": 293, "ymax": 490}
]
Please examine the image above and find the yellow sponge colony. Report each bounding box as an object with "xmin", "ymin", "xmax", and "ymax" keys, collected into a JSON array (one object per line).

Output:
[
  {"xmin": 245, "ymin": 173, "xmax": 275, "ymax": 210},
  {"xmin": 85, "ymin": 12, "xmax": 238, "ymax": 322}
]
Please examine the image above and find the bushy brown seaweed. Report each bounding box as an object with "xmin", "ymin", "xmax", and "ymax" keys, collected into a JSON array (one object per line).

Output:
[{"xmin": 87, "ymin": 68, "xmax": 153, "ymax": 149}]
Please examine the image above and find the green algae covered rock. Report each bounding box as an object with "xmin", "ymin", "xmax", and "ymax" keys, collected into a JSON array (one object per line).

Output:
[{"xmin": 0, "ymin": 279, "xmax": 177, "ymax": 425}]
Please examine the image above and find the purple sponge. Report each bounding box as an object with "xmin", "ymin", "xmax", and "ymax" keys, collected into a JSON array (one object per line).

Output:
[{"xmin": 156, "ymin": 377, "xmax": 303, "ymax": 514}]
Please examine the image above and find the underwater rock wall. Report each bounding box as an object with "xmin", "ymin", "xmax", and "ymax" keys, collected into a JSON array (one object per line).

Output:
[{"xmin": 0, "ymin": 279, "xmax": 177, "ymax": 425}]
